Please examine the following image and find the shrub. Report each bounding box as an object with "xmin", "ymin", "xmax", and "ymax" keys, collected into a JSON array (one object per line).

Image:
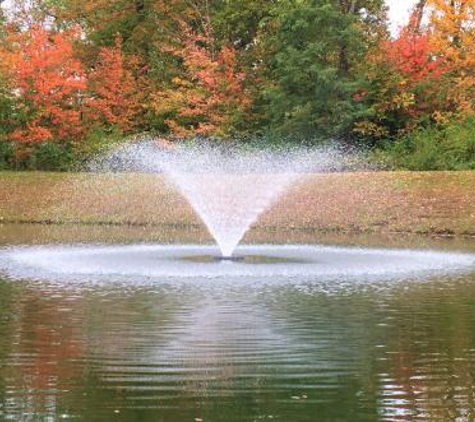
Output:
[
  {"xmin": 0, "ymin": 141, "xmax": 14, "ymax": 170},
  {"xmin": 73, "ymin": 127, "xmax": 126, "ymax": 167},
  {"xmin": 27, "ymin": 142, "xmax": 74, "ymax": 171},
  {"xmin": 377, "ymin": 118, "xmax": 475, "ymax": 170}
]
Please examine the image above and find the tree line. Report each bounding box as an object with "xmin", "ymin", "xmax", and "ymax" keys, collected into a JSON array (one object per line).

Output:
[{"xmin": 1, "ymin": 0, "xmax": 475, "ymax": 170}]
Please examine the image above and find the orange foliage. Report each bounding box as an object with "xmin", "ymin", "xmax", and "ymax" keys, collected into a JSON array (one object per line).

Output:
[
  {"xmin": 5, "ymin": 27, "xmax": 86, "ymax": 143},
  {"xmin": 87, "ymin": 37, "xmax": 140, "ymax": 132},
  {"xmin": 384, "ymin": 31, "xmax": 446, "ymax": 83},
  {"xmin": 153, "ymin": 21, "xmax": 250, "ymax": 137},
  {"xmin": 427, "ymin": 0, "xmax": 475, "ymax": 115},
  {"xmin": 354, "ymin": 6, "xmax": 450, "ymax": 138}
]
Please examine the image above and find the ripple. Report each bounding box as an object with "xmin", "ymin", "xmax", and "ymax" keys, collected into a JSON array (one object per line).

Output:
[{"xmin": 0, "ymin": 244, "xmax": 474, "ymax": 286}]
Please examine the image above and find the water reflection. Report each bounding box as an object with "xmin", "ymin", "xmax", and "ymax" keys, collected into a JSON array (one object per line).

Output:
[
  {"xmin": 1, "ymin": 278, "xmax": 475, "ymax": 421},
  {"xmin": 2, "ymin": 228, "xmax": 475, "ymax": 420}
]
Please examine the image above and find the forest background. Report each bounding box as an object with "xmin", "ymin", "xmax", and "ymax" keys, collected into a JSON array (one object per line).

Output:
[{"xmin": 1, "ymin": 0, "xmax": 475, "ymax": 171}]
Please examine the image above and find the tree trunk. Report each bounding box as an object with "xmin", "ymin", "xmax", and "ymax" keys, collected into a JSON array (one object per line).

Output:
[
  {"xmin": 451, "ymin": 0, "xmax": 461, "ymax": 46},
  {"xmin": 337, "ymin": 0, "xmax": 357, "ymax": 75},
  {"xmin": 412, "ymin": 0, "xmax": 426, "ymax": 32},
  {"xmin": 339, "ymin": 44, "xmax": 349, "ymax": 74}
]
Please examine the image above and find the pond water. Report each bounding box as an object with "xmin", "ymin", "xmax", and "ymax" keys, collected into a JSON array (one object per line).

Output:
[{"xmin": 1, "ymin": 225, "xmax": 475, "ymax": 421}]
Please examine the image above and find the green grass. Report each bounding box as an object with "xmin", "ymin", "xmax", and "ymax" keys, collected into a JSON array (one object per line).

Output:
[{"xmin": 1, "ymin": 171, "xmax": 475, "ymax": 236}]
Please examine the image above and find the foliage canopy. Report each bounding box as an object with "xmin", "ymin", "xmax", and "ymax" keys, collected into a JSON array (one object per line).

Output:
[{"xmin": 1, "ymin": 0, "xmax": 475, "ymax": 169}]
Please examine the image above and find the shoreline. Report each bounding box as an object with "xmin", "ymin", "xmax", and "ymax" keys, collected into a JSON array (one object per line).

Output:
[{"xmin": 1, "ymin": 171, "xmax": 475, "ymax": 238}]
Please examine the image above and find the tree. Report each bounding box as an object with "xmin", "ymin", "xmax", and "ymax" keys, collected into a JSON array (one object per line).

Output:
[
  {"xmin": 87, "ymin": 36, "xmax": 140, "ymax": 132},
  {"xmin": 262, "ymin": 0, "xmax": 380, "ymax": 139},
  {"xmin": 427, "ymin": 0, "xmax": 475, "ymax": 116},
  {"xmin": 0, "ymin": 75, "xmax": 16, "ymax": 142},
  {"xmin": 385, "ymin": 30, "xmax": 445, "ymax": 83},
  {"xmin": 411, "ymin": 0, "xmax": 427, "ymax": 32},
  {"xmin": 0, "ymin": 4, "xmax": 16, "ymax": 141},
  {"xmin": 211, "ymin": 0, "xmax": 276, "ymax": 50},
  {"xmin": 4, "ymin": 27, "xmax": 86, "ymax": 143},
  {"xmin": 353, "ymin": 6, "xmax": 448, "ymax": 140},
  {"xmin": 0, "ymin": 0, "xmax": 67, "ymax": 29},
  {"xmin": 152, "ymin": 20, "xmax": 250, "ymax": 137},
  {"xmin": 51, "ymin": 0, "xmax": 195, "ymax": 133}
]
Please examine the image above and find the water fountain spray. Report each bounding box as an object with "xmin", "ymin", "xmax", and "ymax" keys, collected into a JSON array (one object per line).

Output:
[{"xmin": 91, "ymin": 139, "xmax": 359, "ymax": 258}]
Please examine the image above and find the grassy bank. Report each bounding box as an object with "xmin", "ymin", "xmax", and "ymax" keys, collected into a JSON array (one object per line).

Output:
[{"xmin": 1, "ymin": 171, "xmax": 475, "ymax": 237}]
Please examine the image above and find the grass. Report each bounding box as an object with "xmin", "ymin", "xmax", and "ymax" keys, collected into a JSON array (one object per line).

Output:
[{"xmin": 1, "ymin": 171, "xmax": 475, "ymax": 237}]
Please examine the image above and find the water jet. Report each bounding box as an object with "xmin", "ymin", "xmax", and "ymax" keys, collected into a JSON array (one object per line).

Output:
[
  {"xmin": 92, "ymin": 140, "xmax": 355, "ymax": 258},
  {"xmin": 213, "ymin": 255, "xmax": 245, "ymax": 262},
  {"xmin": 1, "ymin": 140, "xmax": 472, "ymax": 284}
]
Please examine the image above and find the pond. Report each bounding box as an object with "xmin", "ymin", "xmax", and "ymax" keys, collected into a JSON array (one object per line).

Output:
[{"xmin": 1, "ymin": 224, "xmax": 475, "ymax": 421}]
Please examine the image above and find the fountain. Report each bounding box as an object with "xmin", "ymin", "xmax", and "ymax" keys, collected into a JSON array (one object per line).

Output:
[
  {"xmin": 2, "ymin": 141, "xmax": 475, "ymax": 422},
  {"xmin": 0, "ymin": 139, "xmax": 474, "ymax": 285},
  {"xmin": 96, "ymin": 140, "xmax": 348, "ymax": 258}
]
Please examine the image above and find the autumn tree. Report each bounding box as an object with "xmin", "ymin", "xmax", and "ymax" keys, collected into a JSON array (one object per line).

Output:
[
  {"xmin": 152, "ymin": 20, "xmax": 250, "ymax": 137},
  {"xmin": 2, "ymin": 27, "xmax": 86, "ymax": 144},
  {"xmin": 87, "ymin": 36, "xmax": 140, "ymax": 132},
  {"xmin": 0, "ymin": 5, "xmax": 16, "ymax": 142},
  {"xmin": 353, "ymin": 3, "xmax": 449, "ymax": 140},
  {"xmin": 51, "ymin": 0, "xmax": 196, "ymax": 133},
  {"xmin": 427, "ymin": 0, "xmax": 475, "ymax": 116},
  {"xmin": 0, "ymin": 27, "xmax": 86, "ymax": 145}
]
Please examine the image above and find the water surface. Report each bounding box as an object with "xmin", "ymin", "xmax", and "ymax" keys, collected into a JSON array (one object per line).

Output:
[{"xmin": 1, "ymin": 225, "xmax": 475, "ymax": 421}]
